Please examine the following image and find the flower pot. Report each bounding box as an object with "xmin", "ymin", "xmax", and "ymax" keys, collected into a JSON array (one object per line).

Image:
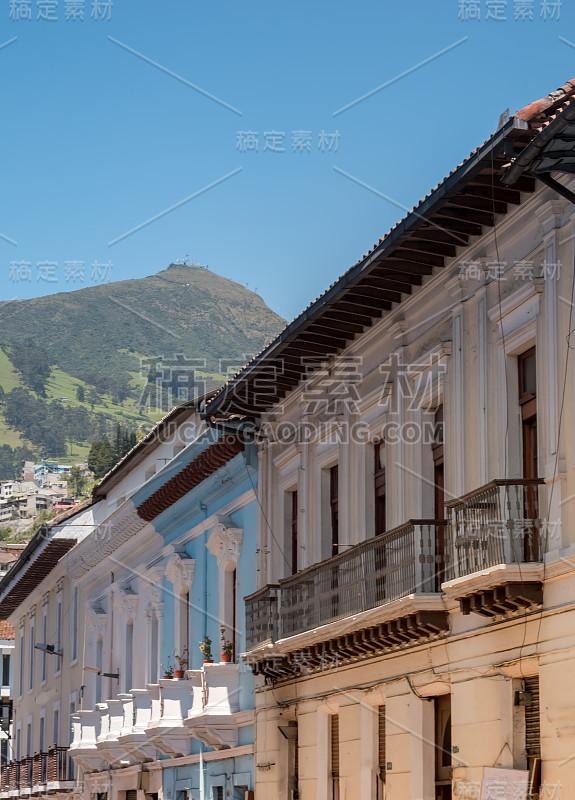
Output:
[
  {"xmin": 163, "ymin": 675, "xmax": 173, "ymax": 680},
  {"xmin": 221, "ymin": 653, "xmax": 232, "ymax": 663},
  {"xmin": 203, "ymin": 659, "xmax": 213, "ymax": 664},
  {"xmin": 174, "ymin": 669, "xmax": 185, "ymax": 679}
]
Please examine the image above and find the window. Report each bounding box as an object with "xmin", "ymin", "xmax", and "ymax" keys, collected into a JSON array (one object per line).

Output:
[
  {"xmin": 150, "ymin": 616, "xmax": 158, "ymax": 685},
  {"xmin": 179, "ymin": 590, "xmax": 190, "ymax": 661},
  {"xmin": 28, "ymin": 620, "xmax": 34, "ymax": 691},
  {"xmin": 68, "ymin": 700, "xmax": 76, "ymax": 779},
  {"xmin": 95, "ymin": 637, "xmax": 103, "ymax": 704},
  {"xmin": 377, "ymin": 705, "xmax": 386, "ymax": 798},
  {"xmin": 18, "ymin": 628, "xmax": 23, "ymax": 698},
  {"xmin": 15, "ymin": 727, "xmax": 21, "ymax": 760},
  {"xmin": 53, "ymin": 707, "xmax": 59, "ymax": 746},
  {"xmin": 435, "ymin": 695, "xmax": 451, "ymax": 800},
  {"xmin": 55, "ymin": 598, "xmax": 62, "ymax": 674},
  {"xmin": 40, "ymin": 609, "xmax": 47, "ymax": 683},
  {"xmin": 374, "ymin": 443, "xmax": 386, "ymax": 536},
  {"xmin": 330, "ymin": 466, "xmax": 339, "ymax": 557},
  {"xmin": 70, "ymin": 587, "xmax": 78, "ymax": 663},
  {"xmin": 288, "ymin": 490, "xmax": 298, "ymax": 574},
  {"xmin": 519, "ymin": 348, "xmax": 539, "ymax": 561},
  {"xmin": 2, "ymin": 654, "xmax": 9, "ymax": 687},
  {"xmin": 330, "ymin": 714, "xmax": 340, "ymax": 800},
  {"xmin": 125, "ymin": 622, "xmax": 133, "ymax": 693}
]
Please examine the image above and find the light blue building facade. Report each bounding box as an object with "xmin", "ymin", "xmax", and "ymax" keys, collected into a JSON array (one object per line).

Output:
[{"xmin": 69, "ymin": 413, "xmax": 257, "ymax": 800}]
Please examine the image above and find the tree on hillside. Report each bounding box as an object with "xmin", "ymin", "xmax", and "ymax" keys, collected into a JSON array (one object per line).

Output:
[
  {"xmin": 87, "ymin": 440, "xmax": 115, "ymax": 479},
  {"xmin": 76, "ymin": 385, "xmax": 85, "ymax": 403},
  {"xmin": 68, "ymin": 465, "xmax": 86, "ymax": 497},
  {"xmin": 8, "ymin": 340, "xmax": 52, "ymax": 395}
]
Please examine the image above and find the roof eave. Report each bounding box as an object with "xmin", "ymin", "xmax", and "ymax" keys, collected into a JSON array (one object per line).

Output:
[{"xmin": 205, "ymin": 117, "xmax": 529, "ymax": 418}]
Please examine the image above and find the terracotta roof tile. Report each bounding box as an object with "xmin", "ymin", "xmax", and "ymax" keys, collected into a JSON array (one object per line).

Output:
[{"xmin": 0, "ymin": 620, "xmax": 14, "ymax": 640}]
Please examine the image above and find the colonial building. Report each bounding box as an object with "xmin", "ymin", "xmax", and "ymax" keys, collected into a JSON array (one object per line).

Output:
[
  {"xmin": 204, "ymin": 80, "xmax": 575, "ymax": 799},
  {"xmin": 0, "ymin": 398, "xmax": 257, "ymax": 800}
]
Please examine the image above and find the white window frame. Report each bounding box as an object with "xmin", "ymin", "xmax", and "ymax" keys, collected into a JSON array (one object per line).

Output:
[
  {"xmin": 52, "ymin": 701, "xmax": 60, "ymax": 747},
  {"xmin": 54, "ymin": 593, "xmax": 62, "ymax": 676},
  {"xmin": 70, "ymin": 585, "xmax": 79, "ymax": 665},
  {"xmin": 40, "ymin": 605, "xmax": 48, "ymax": 684},
  {"xmin": 28, "ymin": 617, "xmax": 34, "ymax": 693},
  {"xmin": 17, "ymin": 623, "xmax": 24, "ymax": 699}
]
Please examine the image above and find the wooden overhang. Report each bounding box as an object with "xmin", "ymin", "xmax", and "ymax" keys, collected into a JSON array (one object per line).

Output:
[
  {"xmin": 458, "ymin": 582, "xmax": 543, "ymax": 618},
  {"xmin": 0, "ymin": 538, "xmax": 76, "ymax": 619},
  {"xmin": 248, "ymin": 610, "xmax": 449, "ymax": 682},
  {"xmin": 136, "ymin": 434, "xmax": 244, "ymax": 522},
  {"xmin": 206, "ymin": 117, "xmax": 538, "ymax": 420},
  {"xmin": 503, "ymin": 90, "xmax": 575, "ymax": 204}
]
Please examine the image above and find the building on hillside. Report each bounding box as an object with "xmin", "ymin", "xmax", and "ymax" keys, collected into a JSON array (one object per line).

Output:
[
  {"xmin": 0, "ymin": 546, "xmax": 27, "ymax": 577},
  {"xmin": 33, "ymin": 462, "xmax": 72, "ymax": 485},
  {"xmin": 0, "ymin": 397, "xmax": 257, "ymax": 800},
  {"xmin": 203, "ymin": 79, "xmax": 575, "ymax": 800}
]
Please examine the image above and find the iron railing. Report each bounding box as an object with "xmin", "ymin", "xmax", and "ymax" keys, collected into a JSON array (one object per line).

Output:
[
  {"xmin": 245, "ymin": 584, "xmax": 279, "ymax": 650},
  {"xmin": 0, "ymin": 747, "xmax": 71, "ymax": 790},
  {"xmin": 243, "ymin": 521, "xmax": 447, "ymax": 648},
  {"xmin": 445, "ymin": 479, "xmax": 544, "ymax": 579},
  {"xmin": 279, "ymin": 520, "xmax": 446, "ymax": 637}
]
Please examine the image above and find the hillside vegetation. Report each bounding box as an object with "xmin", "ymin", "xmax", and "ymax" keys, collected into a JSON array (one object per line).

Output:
[{"xmin": 0, "ymin": 264, "xmax": 285, "ymax": 467}]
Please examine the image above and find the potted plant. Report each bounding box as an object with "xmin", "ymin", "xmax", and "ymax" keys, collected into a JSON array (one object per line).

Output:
[
  {"xmin": 220, "ymin": 626, "xmax": 233, "ymax": 663},
  {"xmin": 199, "ymin": 635, "xmax": 213, "ymax": 663},
  {"xmin": 174, "ymin": 647, "xmax": 189, "ymax": 678},
  {"xmin": 161, "ymin": 656, "xmax": 174, "ymax": 679}
]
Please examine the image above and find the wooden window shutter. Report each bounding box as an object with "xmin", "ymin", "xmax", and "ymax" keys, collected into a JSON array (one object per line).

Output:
[
  {"xmin": 378, "ymin": 705, "xmax": 386, "ymax": 777},
  {"xmin": 125, "ymin": 791, "xmax": 137, "ymax": 800},
  {"xmin": 331, "ymin": 714, "xmax": 340, "ymax": 777},
  {"xmin": 524, "ymin": 676, "xmax": 541, "ymax": 757}
]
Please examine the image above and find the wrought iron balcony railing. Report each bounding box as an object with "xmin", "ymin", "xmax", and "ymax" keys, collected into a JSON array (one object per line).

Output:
[
  {"xmin": 0, "ymin": 747, "xmax": 72, "ymax": 791},
  {"xmin": 445, "ymin": 479, "xmax": 545, "ymax": 579},
  {"xmin": 245, "ymin": 520, "xmax": 447, "ymax": 647},
  {"xmin": 244, "ymin": 584, "xmax": 279, "ymax": 651}
]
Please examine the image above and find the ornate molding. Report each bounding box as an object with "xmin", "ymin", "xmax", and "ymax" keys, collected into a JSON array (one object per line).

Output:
[
  {"xmin": 206, "ymin": 517, "xmax": 243, "ymax": 570},
  {"xmin": 113, "ymin": 588, "xmax": 138, "ymax": 619},
  {"xmin": 165, "ymin": 553, "xmax": 196, "ymax": 593},
  {"xmin": 85, "ymin": 607, "xmax": 108, "ymax": 636},
  {"xmin": 67, "ymin": 512, "xmax": 148, "ymax": 580}
]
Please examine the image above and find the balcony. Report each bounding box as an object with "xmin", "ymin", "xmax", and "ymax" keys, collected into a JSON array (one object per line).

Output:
[
  {"xmin": 70, "ymin": 664, "xmax": 254, "ymax": 770},
  {"xmin": 245, "ymin": 520, "xmax": 450, "ymax": 679},
  {"xmin": 0, "ymin": 747, "xmax": 73, "ymax": 796},
  {"xmin": 444, "ymin": 479, "xmax": 545, "ymax": 615}
]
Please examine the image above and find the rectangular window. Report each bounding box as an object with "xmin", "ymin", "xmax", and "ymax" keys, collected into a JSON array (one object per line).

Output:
[
  {"xmin": 71, "ymin": 587, "xmax": 78, "ymax": 663},
  {"xmin": 41, "ymin": 611, "xmax": 47, "ymax": 683},
  {"xmin": 55, "ymin": 599, "xmax": 62, "ymax": 674},
  {"xmin": 330, "ymin": 714, "xmax": 340, "ymax": 800},
  {"xmin": 290, "ymin": 490, "xmax": 298, "ymax": 574},
  {"xmin": 28, "ymin": 622, "xmax": 34, "ymax": 691},
  {"xmin": 330, "ymin": 466, "xmax": 339, "ymax": 557},
  {"xmin": 53, "ymin": 708, "xmax": 59, "ymax": 746},
  {"xmin": 2, "ymin": 654, "xmax": 9, "ymax": 687},
  {"xmin": 374, "ymin": 443, "xmax": 386, "ymax": 536},
  {"xmin": 16, "ymin": 727, "xmax": 21, "ymax": 760},
  {"xmin": 435, "ymin": 695, "xmax": 451, "ymax": 800},
  {"xmin": 18, "ymin": 629, "xmax": 23, "ymax": 698},
  {"xmin": 377, "ymin": 705, "xmax": 386, "ymax": 798},
  {"xmin": 519, "ymin": 348, "xmax": 539, "ymax": 561}
]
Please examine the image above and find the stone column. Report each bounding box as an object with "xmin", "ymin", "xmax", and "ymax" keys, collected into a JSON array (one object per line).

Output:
[{"xmin": 385, "ymin": 679, "xmax": 435, "ymax": 800}]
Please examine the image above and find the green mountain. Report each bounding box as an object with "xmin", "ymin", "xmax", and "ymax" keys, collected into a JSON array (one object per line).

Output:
[{"xmin": 0, "ymin": 264, "xmax": 285, "ymax": 465}]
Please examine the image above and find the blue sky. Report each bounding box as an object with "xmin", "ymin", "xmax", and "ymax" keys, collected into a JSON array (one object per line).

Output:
[{"xmin": 0, "ymin": 0, "xmax": 573, "ymax": 322}]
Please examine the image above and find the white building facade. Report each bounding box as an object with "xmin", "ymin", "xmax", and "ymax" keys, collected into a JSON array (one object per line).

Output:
[{"xmin": 204, "ymin": 80, "xmax": 575, "ymax": 800}]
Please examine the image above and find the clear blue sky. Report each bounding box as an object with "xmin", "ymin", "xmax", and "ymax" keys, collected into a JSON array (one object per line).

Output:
[{"xmin": 0, "ymin": 0, "xmax": 572, "ymax": 323}]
